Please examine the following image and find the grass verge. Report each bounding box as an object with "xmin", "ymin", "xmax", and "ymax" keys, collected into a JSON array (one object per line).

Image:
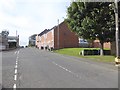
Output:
[{"xmin": 54, "ymin": 48, "xmax": 115, "ymax": 63}]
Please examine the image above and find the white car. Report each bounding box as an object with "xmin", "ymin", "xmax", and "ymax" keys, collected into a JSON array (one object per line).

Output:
[{"xmin": 79, "ymin": 39, "xmax": 89, "ymax": 48}]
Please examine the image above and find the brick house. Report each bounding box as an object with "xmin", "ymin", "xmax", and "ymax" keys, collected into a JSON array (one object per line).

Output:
[
  {"xmin": 93, "ymin": 40, "xmax": 111, "ymax": 49},
  {"xmin": 36, "ymin": 21, "xmax": 79, "ymax": 50}
]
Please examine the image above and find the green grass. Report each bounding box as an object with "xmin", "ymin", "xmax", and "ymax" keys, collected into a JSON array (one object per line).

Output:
[
  {"xmin": 84, "ymin": 56, "xmax": 115, "ymax": 62},
  {"xmin": 54, "ymin": 48, "xmax": 115, "ymax": 63}
]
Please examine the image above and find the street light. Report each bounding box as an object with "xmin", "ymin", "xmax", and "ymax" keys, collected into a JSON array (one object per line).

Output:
[
  {"xmin": 57, "ymin": 19, "xmax": 60, "ymax": 49},
  {"xmin": 114, "ymin": 0, "xmax": 120, "ymax": 65}
]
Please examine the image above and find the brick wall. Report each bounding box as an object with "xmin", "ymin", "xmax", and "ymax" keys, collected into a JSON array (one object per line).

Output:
[
  {"xmin": 41, "ymin": 35, "xmax": 45, "ymax": 48},
  {"xmin": 54, "ymin": 21, "xmax": 79, "ymax": 49},
  {"xmin": 46, "ymin": 30, "xmax": 54, "ymax": 48},
  {"xmin": 37, "ymin": 21, "xmax": 79, "ymax": 50},
  {"xmin": 93, "ymin": 40, "xmax": 111, "ymax": 49}
]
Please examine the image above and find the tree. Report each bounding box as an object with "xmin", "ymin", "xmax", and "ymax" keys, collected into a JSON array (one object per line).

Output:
[
  {"xmin": 66, "ymin": 1, "xmax": 120, "ymax": 55},
  {"xmin": 1, "ymin": 30, "xmax": 9, "ymax": 37}
]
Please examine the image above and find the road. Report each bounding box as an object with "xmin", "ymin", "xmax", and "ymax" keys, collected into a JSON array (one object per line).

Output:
[{"xmin": 1, "ymin": 47, "xmax": 119, "ymax": 89}]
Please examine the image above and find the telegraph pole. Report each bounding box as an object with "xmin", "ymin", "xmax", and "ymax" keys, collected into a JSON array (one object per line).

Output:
[
  {"xmin": 16, "ymin": 30, "xmax": 17, "ymax": 36},
  {"xmin": 115, "ymin": 0, "xmax": 120, "ymax": 64},
  {"xmin": 57, "ymin": 19, "xmax": 60, "ymax": 49}
]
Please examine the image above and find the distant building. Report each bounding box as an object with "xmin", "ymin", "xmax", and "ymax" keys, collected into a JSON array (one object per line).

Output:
[
  {"xmin": 93, "ymin": 40, "xmax": 111, "ymax": 49},
  {"xmin": 7, "ymin": 36, "xmax": 19, "ymax": 48},
  {"xmin": 29, "ymin": 34, "xmax": 37, "ymax": 46},
  {"xmin": 0, "ymin": 33, "xmax": 19, "ymax": 51},
  {"xmin": 0, "ymin": 33, "xmax": 9, "ymax": 50},
  {"xmin": 36, "ymin": 21, "xmax": 79, "ymax": 50}
]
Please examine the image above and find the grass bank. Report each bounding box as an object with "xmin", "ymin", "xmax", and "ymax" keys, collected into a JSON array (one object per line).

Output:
[{"xmin": 54, "ymin": 48, "xmax": 115, "ymax": 62}]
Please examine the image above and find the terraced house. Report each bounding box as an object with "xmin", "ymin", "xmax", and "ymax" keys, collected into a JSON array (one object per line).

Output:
[{"xmin": 36, "ymin": 21, "xmax": 79, "ymax": 50}]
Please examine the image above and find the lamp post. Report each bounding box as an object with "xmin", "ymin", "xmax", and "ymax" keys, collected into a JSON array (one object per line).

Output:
[
  {"xmin": 114, "ymin": 0, "xmax": 120, "ymax": 65},
  {"xmin": 57, "ymin": 19, "xmax": 60, "ymax": 49}
]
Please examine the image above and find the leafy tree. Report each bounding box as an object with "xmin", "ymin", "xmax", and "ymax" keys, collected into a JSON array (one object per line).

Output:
[
  {"xmin": 1, "ymin": 30, "xmax": 9, "ymax": 37},
  {"xmin": 66, "ymin": 1, "xmax": 120, "ymax": 55}
]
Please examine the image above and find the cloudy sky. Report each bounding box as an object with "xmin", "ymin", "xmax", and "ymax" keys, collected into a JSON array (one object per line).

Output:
[{"xmin": 0, "ymin": 0, "xmax": 70, "ymax": 46}]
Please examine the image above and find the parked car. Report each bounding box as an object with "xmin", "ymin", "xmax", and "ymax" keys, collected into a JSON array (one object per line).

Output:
[
  {"xmin": 20, "ymin": 46, "xmax": 24, "ymax": 48},
  {"xmin": 79, "ymin": 39, "xmax": 89, "ymax": 48}
]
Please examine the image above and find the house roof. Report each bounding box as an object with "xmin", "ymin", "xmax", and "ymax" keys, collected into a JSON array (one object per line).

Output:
[
  {"xmin": 7, "ymin": 36, "xmax": 18, "ymax": 40},
  {"xmin": 8, "ymin": 39, "xmax": 17, "ymax": 42},
  {"xmin": 38, "ymin": 21, "xmax": 65, "ymax": 36},
  {"xmin": 38, "ymin": 26, "xmax": 56, "ymax": 36}
]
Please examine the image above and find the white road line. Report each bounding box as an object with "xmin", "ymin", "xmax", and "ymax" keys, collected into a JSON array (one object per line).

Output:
[
  {"xmin": 17, "ymin": 51, "xmax": 19, "ymax": 54},
  {"xmin": 65, "ymin": 68, "xmax": 68, "ymax": 71},
  {"xmin": 14, "ymin": 75, "xmax": 17, "ymax": 81},
  {"xmin": 15, "ymin": 69, "xmax": 17, "ymax": 74},
  {"xmin": 13, "ymin": 84, "xmax": 16, "ymax": 89},
  {"xmin": 52, "ymin": 61, "xmax": 80, "ymax": 78},
  {"xmin": 14, "ymin": 51, "xmax": 17, "ymax": 54},
  {"xmin": 55, "ymin": 63, "xmax": 58, "ymax": 65},
  {"xmin": 15, "ymin": 65, "xmax": 18, "ymax": 69},
  {"xmin": 68, "ymin": 70, "xmax": 72, "ymax": 73},
  {"xmin": 58, "ymin": 65, "xmax": 62, "ymax": 67},
  {"xmin": 62, "ymin": 67, "xmax": 66, "ymax": 70},
  {"xmin": 13, "ymin": 55, "xmax": 19, "ymax": 89}
]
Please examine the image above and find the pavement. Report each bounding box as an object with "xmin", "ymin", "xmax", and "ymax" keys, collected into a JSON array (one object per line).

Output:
[{"xmin": 1, "ymin": 47, "xmax": 119, "ymax": 89}]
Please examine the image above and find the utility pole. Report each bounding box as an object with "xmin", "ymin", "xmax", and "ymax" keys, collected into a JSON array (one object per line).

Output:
[
  {"xmin": 16, "ymin": 30, "xmax": 17, "ymax": 36},
  {"xmin": 57, "ymin": 19, "xmax": 60, "ymax": 49},
  {"xmin": 115, "ymin": 0, "xmax": 120, "ymax": 65}
]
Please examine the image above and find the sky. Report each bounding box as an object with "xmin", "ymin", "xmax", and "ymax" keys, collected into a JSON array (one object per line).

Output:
[{"xmin": 0, "ymin": 0, "xmax": 71, "ymax": 46}]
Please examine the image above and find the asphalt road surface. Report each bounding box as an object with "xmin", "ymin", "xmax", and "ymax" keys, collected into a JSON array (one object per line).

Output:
[{"xmin": 1, "ymin": 47, "xmax": 119, "ymax": 89}]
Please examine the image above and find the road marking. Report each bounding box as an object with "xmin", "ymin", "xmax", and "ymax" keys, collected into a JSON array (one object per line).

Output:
[
  {"xmin": 15, "ymin": 65, "xmax": 18, "ymax": 69},
  {"xmin": 16, "ymin": 60, "xmax": 18, "ymax": 63},
  {"xmin": 13, "ymin": 84, "xmax": 16, "ymax": 89},
  {"xmin": 68, "ymin": 70, "xmax": 72, "ymax": 73},
  {"xmin": 64, "ymin": 68, "xmax": 68, "ymax": 70},
  {"xmin": 17, "ymin": 51, "xmax": 19, "ymax": 54},
  {"xmin": 59, "ymin": 65, "xmax": 62, "ymax": 68},
  {"xmin": 14, "ymin": 51, "xmax": 17, "ymax": 54},
  {"xmin": 15, "ymin": 69, "xmax": 17, "ymax": 74},
  {"xmin": 16, "ymin": 60, "xmax": 18, "ymax": 65},
  {"xmin": 13, "ymin": 53, "xmax": 19, "ymax": 89},
  {"xmin": 52, "ymin": 61, "xmax": 80, "ymax": 78},
  {"xmin": 61, "ymin": 67, "xmax": 65, "ymax": 70},
  {"xmin": 14, "ymin": 75, "xmax": 17, "ymax": 81}
]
